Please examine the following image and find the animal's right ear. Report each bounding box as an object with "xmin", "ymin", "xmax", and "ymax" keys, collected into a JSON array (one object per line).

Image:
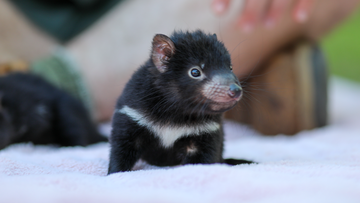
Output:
[{"xmin": 152, "ymin": 34, "xmax": 175, "ymax": 73}]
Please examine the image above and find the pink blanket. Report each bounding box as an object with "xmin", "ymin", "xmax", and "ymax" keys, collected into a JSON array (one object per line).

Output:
[{"xmin": 1, "ymin": 77, "xmax": 360, "ymax": 203}]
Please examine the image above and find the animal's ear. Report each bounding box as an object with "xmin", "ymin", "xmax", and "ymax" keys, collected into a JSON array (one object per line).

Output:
[{"xmin": 152, "ymin": 34, "xmax": 175, "ymax": 73}]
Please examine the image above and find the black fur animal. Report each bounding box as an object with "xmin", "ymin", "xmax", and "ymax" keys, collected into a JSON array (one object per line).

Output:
[
  {"xmin": 0, "ymin": 73, "xmax": 107, "ymax": 150},
  {"xmin": 108, "ymin": 30, "xmax": 253, "ymax": 174}
]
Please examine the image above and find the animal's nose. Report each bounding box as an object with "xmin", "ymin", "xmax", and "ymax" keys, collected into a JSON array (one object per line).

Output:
[{"xmin": 228, "ymin": 84, "xmax": 242, "ymax": 99}]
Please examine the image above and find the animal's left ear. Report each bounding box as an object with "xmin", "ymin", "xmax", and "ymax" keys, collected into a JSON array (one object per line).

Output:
[{"xmin": 152, "ymin": 34, "xmax": 175, "ymax": 73}]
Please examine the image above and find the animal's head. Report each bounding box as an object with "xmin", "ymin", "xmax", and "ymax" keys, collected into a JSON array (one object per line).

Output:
[{"xmin": 150, "ymin": 30, "xmax": 242, "ymax": 115}]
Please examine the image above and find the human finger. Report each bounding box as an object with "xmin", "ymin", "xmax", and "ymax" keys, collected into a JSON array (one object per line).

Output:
[
  {"xmin": 264, "ymin": 0, "xmax": 292, "ymax": 28},
  {"xmin": 293, "ymin": 0, "xmax": 316, "ymax": 23},
  {"xmin": 239, "ymin": 0, "xmax": 270, "ymax": 32},
  {"xmin": 212, "ymin": 0, "xmax": 231, "ymax": 15}
]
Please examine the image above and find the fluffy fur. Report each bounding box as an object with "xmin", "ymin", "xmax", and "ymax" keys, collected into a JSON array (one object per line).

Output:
[
  {"xmin": 108, "ymin": 30, "xmax": 252, "ymax": 174},
  {"xmin": 0, "ymin": 73, "xmax": 107, "ymax": 150}
]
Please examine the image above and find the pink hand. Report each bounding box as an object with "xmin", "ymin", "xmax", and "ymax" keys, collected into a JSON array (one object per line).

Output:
[{"xmin": 212, "ymin": 0, "xmax": 316, "ymax": 32}]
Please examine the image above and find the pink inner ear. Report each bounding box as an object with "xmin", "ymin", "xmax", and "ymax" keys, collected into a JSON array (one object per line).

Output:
[
  {"xmin": 152, "ymin": 34, "xmax": 175, "ymax": 73},
  {"xmin": 155, "ymin": 44, "xmax": 171, "ymax": 60}
]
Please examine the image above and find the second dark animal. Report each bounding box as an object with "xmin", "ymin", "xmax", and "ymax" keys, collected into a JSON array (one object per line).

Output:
[
  {"xmin": 0, "ymin": 73, "xmax": 107, "ymax": 150},
  {"xmin": 108, "ymin": 30, "xmax": 253, "ymax": 174}
]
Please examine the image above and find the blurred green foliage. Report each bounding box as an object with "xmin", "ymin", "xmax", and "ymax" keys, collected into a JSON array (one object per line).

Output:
[{"xmin": 321, "ymin": 9, "xmax": 360, "ymax": 82}]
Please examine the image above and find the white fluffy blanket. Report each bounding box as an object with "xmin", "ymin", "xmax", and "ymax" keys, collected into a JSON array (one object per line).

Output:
[{"xmin": 1, "ymin": 77, "xmax": 360, "ymax": 203}]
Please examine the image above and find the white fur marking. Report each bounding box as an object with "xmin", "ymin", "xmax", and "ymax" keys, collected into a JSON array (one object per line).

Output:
[{"xmin": 117, "ymin": 106, "xmax": 220, "ymax": 148}]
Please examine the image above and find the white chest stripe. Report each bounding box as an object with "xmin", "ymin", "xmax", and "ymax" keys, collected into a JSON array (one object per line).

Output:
[{"xmin": 117, "ymin": 105, "xmax": 220, "ymax": 148}]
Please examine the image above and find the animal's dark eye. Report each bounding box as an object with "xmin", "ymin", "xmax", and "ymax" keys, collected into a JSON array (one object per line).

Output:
[
  {"xmin": 230, "ymin": 66, "xmax": 233, "ymax": 70},
  {"xmin": 190, "ymin": 68, "xmax": 201, "ymax": 77}
]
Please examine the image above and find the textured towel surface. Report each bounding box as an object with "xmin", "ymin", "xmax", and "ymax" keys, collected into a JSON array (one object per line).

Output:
[{"xmin": 1, "ymin": 77, "xmax": 360, "ymax": 203}]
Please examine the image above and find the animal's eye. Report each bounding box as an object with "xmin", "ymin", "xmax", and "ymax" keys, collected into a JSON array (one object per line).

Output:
[
  {"xmin": 191, "ymin": 69, "xmax": 201, "ymax": 77},
  {"xmin": 230, "ymin": 66, "xmax": 233, "ymax": 70},
  {"xmin": 190, "ymin": 68, "xmax": 201, "ymax": 78}
]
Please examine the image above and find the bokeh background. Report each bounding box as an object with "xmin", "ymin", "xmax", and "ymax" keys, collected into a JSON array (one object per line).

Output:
[{"xmin": 322, "ymin": 9, "xmax": 360, "ymax": 82}]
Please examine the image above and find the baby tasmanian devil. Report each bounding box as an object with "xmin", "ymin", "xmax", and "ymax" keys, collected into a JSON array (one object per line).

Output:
[{"xmin": 108, "ymin": 30, "xmax": 253, "ymax": 174}]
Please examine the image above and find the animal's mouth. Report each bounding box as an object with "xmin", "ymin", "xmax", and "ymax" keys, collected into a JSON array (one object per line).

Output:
[
  {"xmin": 199, "ymin": 78, "xmax": 242, "ymax": 113},
  {"xmin": 201, "ymin": 84, "xmax": 242, "ymax": 113},
  {"xmin": 208, "ymin": 100, "xmax": 238, "ymax": 113}
]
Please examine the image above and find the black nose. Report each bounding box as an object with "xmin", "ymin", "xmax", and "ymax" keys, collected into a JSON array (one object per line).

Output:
[{"xmin": 228, "ymin": 84, "xmax": 242, "ymax": 99}]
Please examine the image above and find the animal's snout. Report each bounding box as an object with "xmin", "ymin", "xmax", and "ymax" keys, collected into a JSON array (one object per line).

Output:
[{"xmin": 228, "ymin": 84, "xmax": 242, "ymax": 100}]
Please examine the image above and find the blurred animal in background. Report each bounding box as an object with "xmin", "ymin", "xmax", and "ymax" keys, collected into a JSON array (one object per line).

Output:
[{"xmin": 0, "ymin": 73, "xmax": 107, "ymax": 150}]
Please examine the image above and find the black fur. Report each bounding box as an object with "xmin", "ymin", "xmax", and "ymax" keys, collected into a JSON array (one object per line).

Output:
[
  {"xmin": 108, "ymin": 30, "xmax": 253, "ymax": 174},
  {"xmin": 0, "ymin": 73, "xmax": 107, "ymax": 150}
]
